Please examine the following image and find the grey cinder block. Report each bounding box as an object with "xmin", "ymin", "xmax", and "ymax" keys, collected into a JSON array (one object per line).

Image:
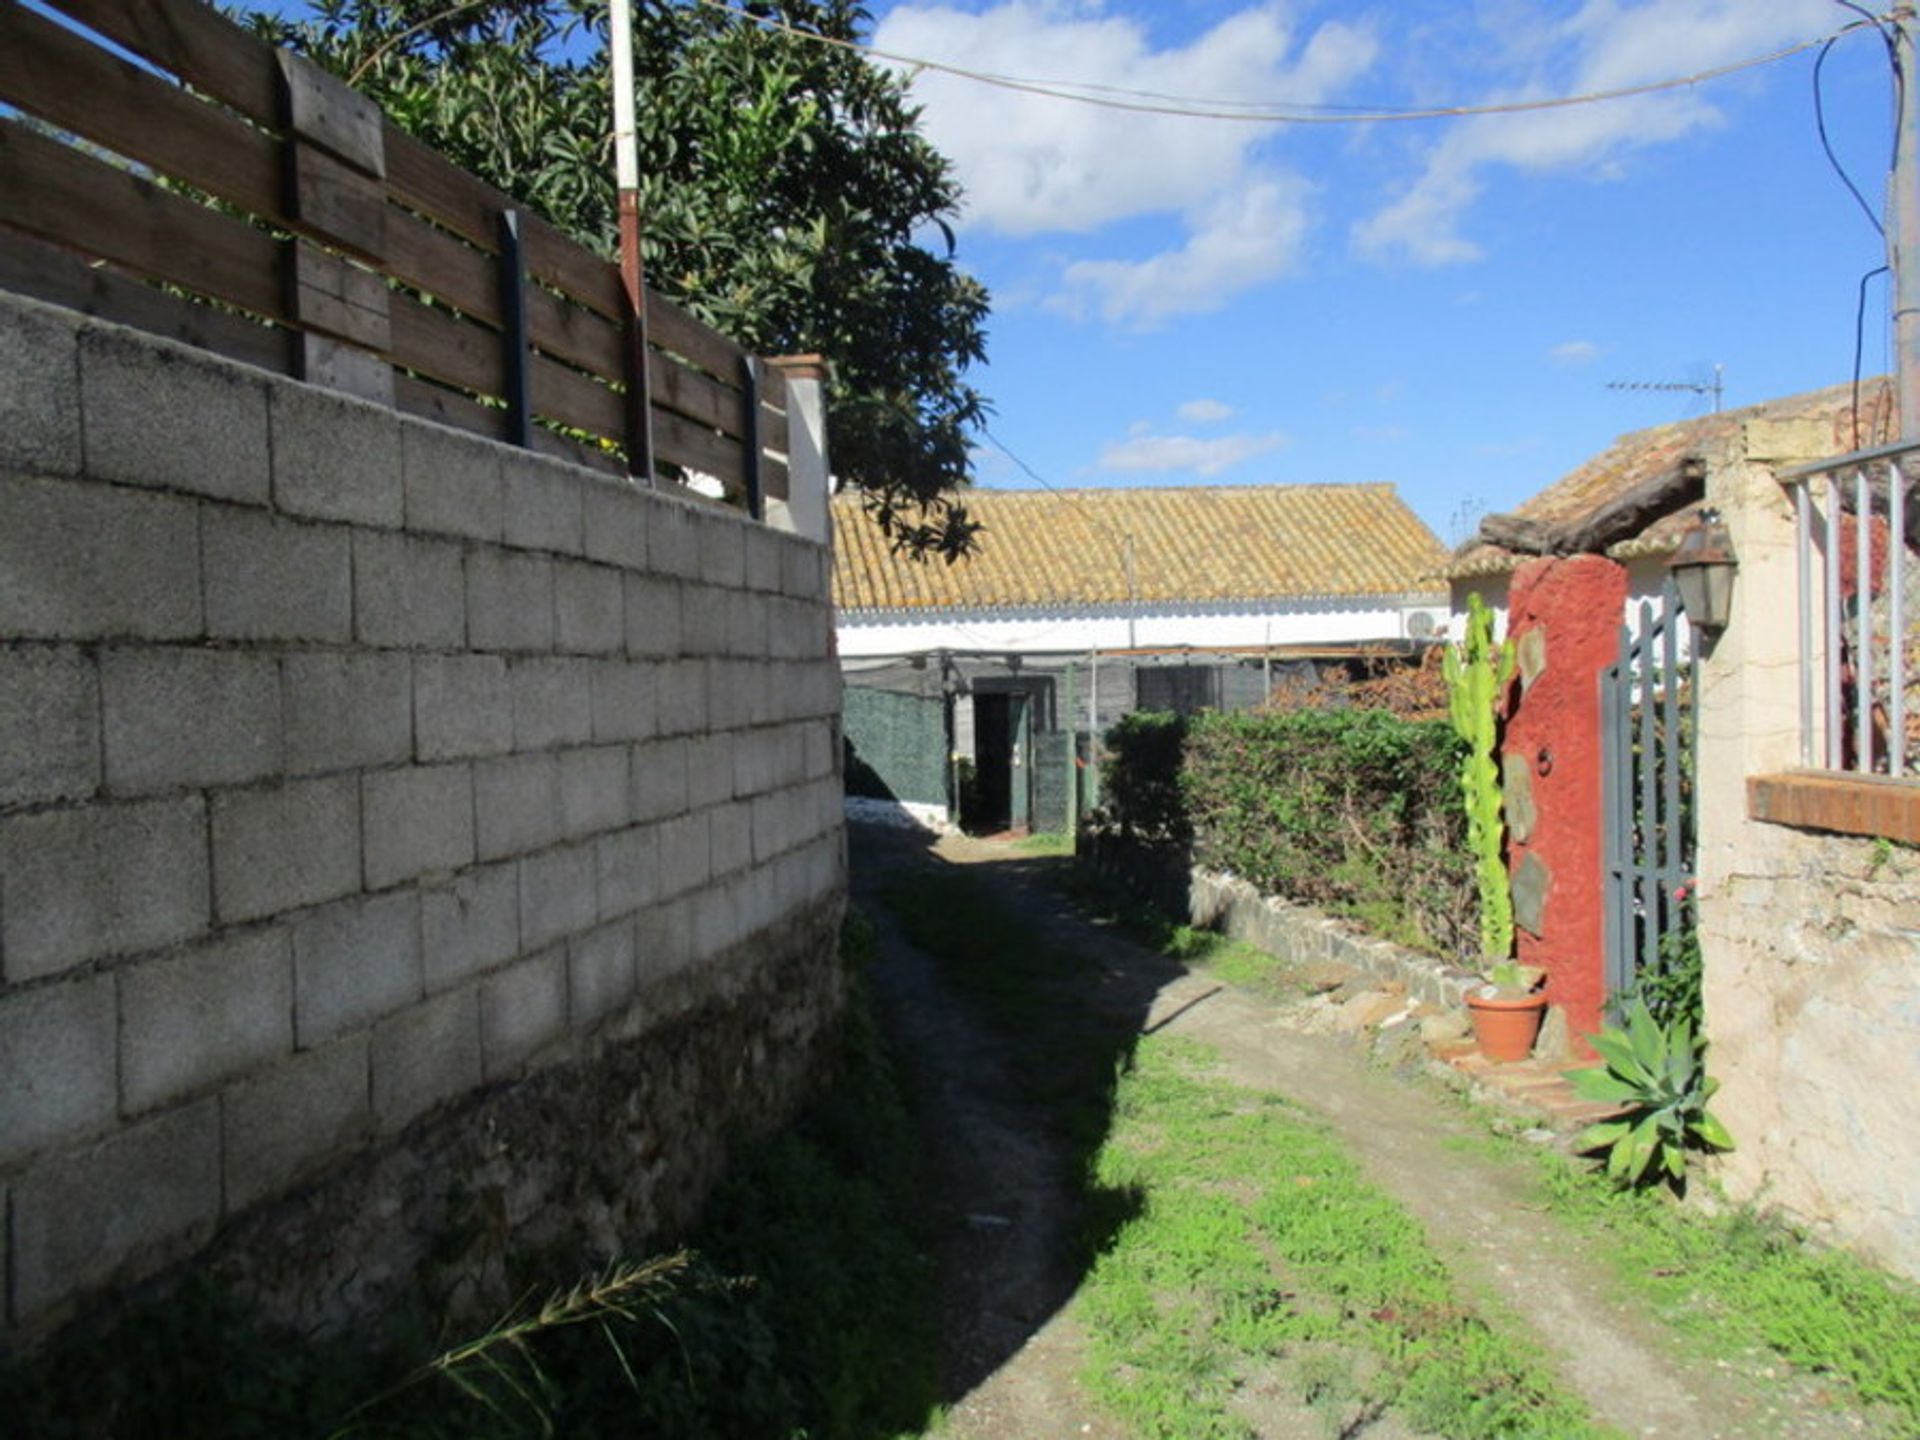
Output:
[
  {"xmin": 568, "ymin": 920, "xmax": 636, "ymax": 1026},
  {"xmin": 0, "ymin": 294, "xmax": 82, "ymax": 476},
  {"xmin": 559, "ymin": 744, "xmax": 630, "ymax": 839},
  {"xmin": 589, "ymin": 658, "xmax": 657, "ymax": 744},
  {"xmin": 685, "ymin": 733, "xmax": 733, "ymax": 810},
  {"xmin": 594, "ymin": 822, "xmax": 657, "ymax": 920},
  {"xmin": 0, "ymin": 645, "xmax": 100, "ymax": 807},
  {"xmin": 101, "ymin": 647, "xmax": 282, "ymax": 795},
  {"xmin": 466, "ymin": 548, "xmax": 555, "ymax": 653},
  {"xmin": 284, "ymin": 650, "xmax": 412, "ymax": 776},
  {"xmin": 0, "ymin": 473, "xmax": 201, "ymax": 640},
  {"xmin": 11, "ymin": 1099, "xmax": 221, "ymax": 1321},
  {"xmin": 474, "ymin": 751, "xmax": 561, "ymax": 861},
  {"xmin": 371, "ymin": 984, "xmax": 481, "ymax": 1134},
  {"xmin": 510, "ymin": 656, "xmax": 594, "ymax": 751},
  {"xmin": 221, "ymin": 1034, "xmax": 369, "ymax": 1211},
  {"xmin": 708, "ymin": 799, "xmax": 752, "ymax": 880},
  {"xmin": 212, "ymin": 775, "xmax": 361, "ymax": 924},
  {"xmin": 480, "ymin": 947, "xmax": 567, "ymax": 1078},
  {"xmin": 744, "ymin": 526, "xmax": 783, "ymax": 595},
  {"xmin": 0, "ymin": 972, "xmax": 117, "ymax": 1167},
  {"xmin": 120, "ymin": 927, "xmax": 294, "ymax": 1116},
  {"xmin": 725, "ymin": 590, "xmax": 768, "ymax": 657},
  {"xmin": 657, "ymin": 659, "xmax": 709, "ymax": 737},
  {"xmin": 414, "ymin": 653, "xmax": 512, "ymax": 762},
  {"xmin": 269, "ymin": 379, "xmax": 403, "ymax": 527},
  {"xmin": 353, "ymin": 531, "xmax": 466, "ymax": 650},
  {"xmin": 630, "ymin": 736, "xmax": 689, "ymax": 823},
  {"xmin": 0, "ymin": 797, "xmax": 209, "ymax": 983},
  {"xmin": 635, "ymin": 897, "xmax": 692, "ymax": 987},
  {"xmin": 203, "ymin": 507, "xmax": 352, "ymax": 644},
  {"xmin": 362, "ymin": 763, "xmax": 475, "ymax": 889},
  {"xmin": 291, "ymin": 890, "xmax": 423, "ymax": 1047},
  {"xmin": 581, "ymin": 478, "xmax": 650, "ymax": 569},
  {"xmin": 422, "ymin": 861, "xmax": 520, "ymax": 991},
  {"xmin": 81, "ymin": 325, "xmax": 270, "ymax": 504},
  {"xmin": 679, "ymin": 582, "xmax": 727, "ymax": 657},
  {"xmin": 623, "ymin": 574, "xmax": 682, "ymax": 658},
  {"xmin": 501, "ymin": 450, "xmax": 586, "ymax": 555},
  {"xmin": 554, "ymin": 561, "xmax": 624, "ymax": 655},
  {"xmin": 647, "ymin": 502, "xmax": 703, "ymax": 580},
  {"xmin": 403, "ymin": 418, "xmax": 504, "ymax": 543},
  {"xmin": 654, "ymin": 809, "xmax": 710, "ymax": 901},
  {"xmin": 696, "ymin": 513, "xmax": 747, "ymax": 589},
  {"xmin": 518, "ymin": 841, "xmax": 598, "ymax": 951},
  {"xmin": 732, "ymin": 724, "xmax": 802, "ymax": 799}
]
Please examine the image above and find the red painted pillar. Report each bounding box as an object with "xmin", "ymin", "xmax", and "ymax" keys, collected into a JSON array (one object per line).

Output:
[{"xmin": 1503, "ymin": 556, "xmax": 1628, "ymax": 1043}]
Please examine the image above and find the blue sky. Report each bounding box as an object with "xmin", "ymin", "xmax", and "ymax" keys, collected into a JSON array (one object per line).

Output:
[{"xmin": 863, "ymin": 0, "xmax": 1895, "ymax": 542}]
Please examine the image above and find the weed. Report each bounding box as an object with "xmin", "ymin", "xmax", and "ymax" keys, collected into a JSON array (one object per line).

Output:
[{"xmin": 1081, "ymin": 1041, "xmax": 1606, "ymax": 1439}]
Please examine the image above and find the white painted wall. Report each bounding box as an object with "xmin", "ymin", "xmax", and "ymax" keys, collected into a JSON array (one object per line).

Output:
[{"xmin": 836, "ymin": 595, "xmax": 1447, "ymax": 660}]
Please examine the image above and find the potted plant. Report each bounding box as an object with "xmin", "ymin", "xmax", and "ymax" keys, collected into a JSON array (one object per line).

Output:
[
  {"xmin": 1445, "ymin": 594, "xmax": 1545, "ymax": 1061},
  {"xmin": 1467, "ymin": 959, "xmax": 1548, "ymax": 1062}
]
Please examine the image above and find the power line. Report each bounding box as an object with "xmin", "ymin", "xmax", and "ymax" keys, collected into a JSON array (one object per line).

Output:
[{"xmin": 694, "ymin": 0, "xmax": 1877, "ymax": 127}]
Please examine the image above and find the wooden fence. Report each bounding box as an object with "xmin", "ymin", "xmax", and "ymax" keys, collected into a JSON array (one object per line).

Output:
[{"xmin": 0, "ymin": 0, "xmax": 790, "ymax": 511}]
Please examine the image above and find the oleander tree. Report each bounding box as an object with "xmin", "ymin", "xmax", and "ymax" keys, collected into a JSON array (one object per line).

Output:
[{"xmin": 243, "ymin": 0, "xmax": 988, "ymax": 559}]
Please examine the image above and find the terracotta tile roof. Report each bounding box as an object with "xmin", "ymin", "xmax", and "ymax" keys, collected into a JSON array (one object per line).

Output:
[
  {"xmin": 1445, "ymin": 377, "xmax": 1896, "ymax": 580},
  {"xmin": 832, "ymin": 484, "xmax": 1446, "ymax": 613}
]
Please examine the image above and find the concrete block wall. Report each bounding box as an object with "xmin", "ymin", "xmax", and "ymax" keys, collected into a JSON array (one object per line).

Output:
[{"xmin": 0, "ymin": 293, "xmax": 846, "ymax": 1336}]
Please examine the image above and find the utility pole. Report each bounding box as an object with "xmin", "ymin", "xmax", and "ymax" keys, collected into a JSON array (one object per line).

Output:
[
  {"xmin": 609, "ymin": 0, "xmax": 656, "ymax": 482},
  {"xmin": 1895, "ymin": 8, "xmax": 1920, "ymax": 439}
]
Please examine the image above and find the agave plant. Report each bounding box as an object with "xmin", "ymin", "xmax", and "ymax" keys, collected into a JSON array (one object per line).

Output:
[{"xmin": 1570, "ymin": 996, "xmax": 1734, "ymax": 1187}]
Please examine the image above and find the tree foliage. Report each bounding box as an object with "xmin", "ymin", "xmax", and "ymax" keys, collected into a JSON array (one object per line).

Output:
[{"xmin": 242, "ymin": 0, "xmax": 989, "ymax": 558}]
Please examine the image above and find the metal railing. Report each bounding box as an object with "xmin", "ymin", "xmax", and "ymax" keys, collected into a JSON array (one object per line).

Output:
[{"xmin": 1777, "ymin": 439, "xmax": 1918, "ymax": 776}]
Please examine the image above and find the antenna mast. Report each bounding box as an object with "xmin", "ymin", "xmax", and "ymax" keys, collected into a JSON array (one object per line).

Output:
[{"xmin": 1605, "ymin": 364, "xmax": 1724, "ymax": 413}]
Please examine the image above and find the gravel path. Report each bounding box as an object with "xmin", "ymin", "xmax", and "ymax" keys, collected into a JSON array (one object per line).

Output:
[{"xmin": 854, "ymin": 825, "xmax": 1882, "ymax": 1440}]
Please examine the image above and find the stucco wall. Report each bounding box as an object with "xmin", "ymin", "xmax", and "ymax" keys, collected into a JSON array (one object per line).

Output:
[
  {"xmin": 1696, "ymin": 413, "xmax": 1920, "ymax": 1279},
  {"xmin": 0, "ymin": 293, "xmax": 847, "ymax": 1338}
]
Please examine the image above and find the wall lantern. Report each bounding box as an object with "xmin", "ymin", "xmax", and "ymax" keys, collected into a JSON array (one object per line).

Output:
[{"xmin": 1667, "ymin": 506, "xmax": 1737, "ymax": 632}]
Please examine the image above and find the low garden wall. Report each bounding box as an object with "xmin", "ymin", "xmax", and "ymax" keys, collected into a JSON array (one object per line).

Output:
[{"xmin": 0, "ymin": 292, "xmax": 847, "ymax": 1341}]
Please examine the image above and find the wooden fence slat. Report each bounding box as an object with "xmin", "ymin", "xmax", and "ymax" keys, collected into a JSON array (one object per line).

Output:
[
  {"xmin": 38, "ymin": 0, "xmax": 282, "ymax": 127},
  {"xmin": 395, "ymin": 370, "xmax": 507, "ymax": 442},
  {"xmin": 389, "ymin": 289, "xmax": 506, "ymax": 397},
  {"xmin": 0, "ymin": 228, "xmax": 294, "ymax": 376},
  {"xmin": 383, "ymin": 125, "xmax": 500, "ymax": 251},
  {"xmin": 649, "ymin": 351, "xmax": 748, "ymax": 439},
  {"xmin": 0, "ymin": 5, "xmax": 282, "ymax": 221},
  {"xmin": 385, "ymin": 207, "xmax": 502, "ymax": 328},
  {"xmin": 530, "ymin": 353, "xmax": 623, "ymax": 442},
  {"xmin": 524, "ymin": 283, "xmax": 622, "ymax": 382},
  {"xmin": 0, "ymin": 120, "xmax": 287, "ymax": 323},
  {"xmin": 521, "ymin": 213, "xmax": 624, "ymax": 320},
  {"xmin": 652, "ymin": 406, "xmax": 749, "ymax": 492},
  {"xmin": 649, "ymin": 292, "xmax": 749, "ymax": 380}
]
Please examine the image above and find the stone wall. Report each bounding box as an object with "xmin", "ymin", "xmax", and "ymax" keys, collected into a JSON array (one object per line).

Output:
[
  {"xmin": 0, "ymin": 292, "xmax": 847, "ymax": 1339},
  {"xmin": 1696, "ymin": 414, "xmax": 1920, "ymax": 1280}
]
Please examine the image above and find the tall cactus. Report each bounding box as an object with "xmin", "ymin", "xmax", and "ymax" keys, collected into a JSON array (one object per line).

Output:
[{"xmin": 1443, "ymin": 592, "xmax": 1518, "ymax": 960}]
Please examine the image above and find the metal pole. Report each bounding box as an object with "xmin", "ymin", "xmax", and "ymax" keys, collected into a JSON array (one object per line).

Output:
[
  {"xmin": 610, "ymin": 0, "xmax": 655, "ymax": 483},
  {"xmin": 1896, "ymin": 9, "xmax": 1920, "ymax": 440}
]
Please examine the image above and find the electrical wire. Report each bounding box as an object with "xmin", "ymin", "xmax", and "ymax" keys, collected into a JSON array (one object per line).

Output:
[
  {"xmin": 1813, "ymin": 32, "xmax": 1889, "ymax": 235},
  {"xmin": 694, "ymin": 0, "xmax": 1877, "ymax": 126},
  {"xmin": 1852, "ymin": 264, "xmax": 1891, "ymax": 449}
]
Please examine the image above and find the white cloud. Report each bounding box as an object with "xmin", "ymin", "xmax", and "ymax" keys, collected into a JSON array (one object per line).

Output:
[
  {"xmin": 1054, "ymin": 174, "xmax": 1311, "ymax": 327},
  {"xmin": 1354, "ymin": 0, "xmax": 1834, "ymax": 265},
  {"xmin": 1178, "ymin": 398, "xmax": 1235, "ymax": 423},
  {"xmin": 872, "ymin": 3, "xmax": 1376, "ymax": 236},
  {"xmin": 1097, "ymin": 429, "xmax": 1290, "ymax": 477},
  {"xmin": 1551, "ymin": 339, "xmax": 1599, "ymax": 365}
]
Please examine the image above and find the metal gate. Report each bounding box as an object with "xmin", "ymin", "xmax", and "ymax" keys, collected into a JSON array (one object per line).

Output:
[{"xmin": 1601, "ymin": 575, "xmax": 1696, "ymax": 1003}]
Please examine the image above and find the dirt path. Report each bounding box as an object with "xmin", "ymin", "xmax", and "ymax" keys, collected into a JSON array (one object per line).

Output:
[{"xmin": 856, "ymin": 826, "xmax": 1879, "ymax": 1440}]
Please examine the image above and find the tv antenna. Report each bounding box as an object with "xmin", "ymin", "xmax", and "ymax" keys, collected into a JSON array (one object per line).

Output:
[{"xmin": 1606, "ymin": 363, "xmax": 1723, "ymax": 413}]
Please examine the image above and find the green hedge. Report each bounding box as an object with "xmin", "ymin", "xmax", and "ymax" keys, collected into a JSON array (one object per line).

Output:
[{"xmin": 1100, "ymin": 709, "xmax": 1476, "ymax": 961}]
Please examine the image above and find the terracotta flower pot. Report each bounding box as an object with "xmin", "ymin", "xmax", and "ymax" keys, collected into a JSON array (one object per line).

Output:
[{"xmin": 1466, "ymin": 989, "xmax": 1548, "ymax": 1063}]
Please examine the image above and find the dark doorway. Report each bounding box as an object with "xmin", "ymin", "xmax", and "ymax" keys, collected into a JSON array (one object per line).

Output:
[{"xmin": 970, "ymin": 691, "xmax": 1031, "ymax": 833}]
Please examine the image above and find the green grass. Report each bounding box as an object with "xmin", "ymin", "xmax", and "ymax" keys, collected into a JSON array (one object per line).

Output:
[
  {"xmin": 1011, "ymin": 831, "xmax": 1076, "ymax": 856},
  {"xmin": 1057, "ymin": 869, "xmax": 1295, "ymax": 994},
  {"xmin": 1532, "ymin": 1155, "xmax": 1920, "ymax": 1429},
  {"xmin": 0, "ymin": 912, "xmax": 940, "ymax": 1440},
  {"xmin": 1080, "ymin": 1040, "xmax": 1609, "ymax": 1440}
]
